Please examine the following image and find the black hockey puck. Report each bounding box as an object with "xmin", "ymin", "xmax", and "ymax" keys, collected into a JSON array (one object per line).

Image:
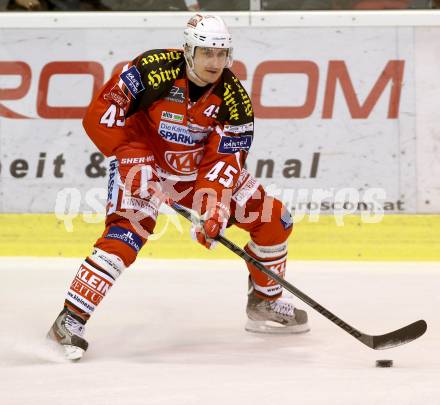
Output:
[{"xmin": 375, "ymin": 359, "xmax": 393, "ymax": 368}]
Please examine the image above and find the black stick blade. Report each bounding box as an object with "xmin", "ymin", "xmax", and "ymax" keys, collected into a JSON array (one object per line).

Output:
[{"xmin": 369, "ymin": 320, "xmax": 427, "ymax": 350}]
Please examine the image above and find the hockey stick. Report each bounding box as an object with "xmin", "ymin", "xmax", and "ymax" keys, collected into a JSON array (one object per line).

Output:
[{"xmin": 170, "ymin": 201, "xmax": 427, "ymax": 350}]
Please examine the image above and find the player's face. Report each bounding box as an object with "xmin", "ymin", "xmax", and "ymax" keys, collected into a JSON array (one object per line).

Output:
[{"xmin": 192, "ymin": 47, "xmax": 229, "ymax": 84}]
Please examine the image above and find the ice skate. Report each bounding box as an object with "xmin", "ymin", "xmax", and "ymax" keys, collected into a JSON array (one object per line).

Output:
[
  {"xmin": 246, "ymin": 278, "xmax": 310, "ymax": 334},
  {"xmin": 47, "ymin": 308, "xmax": 88, "ymax": 361}
]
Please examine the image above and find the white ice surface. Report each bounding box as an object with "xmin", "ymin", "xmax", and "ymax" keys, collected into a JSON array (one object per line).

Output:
[{"xmin": 0, "ymin": 258, "xmax": 439, "ymax": 405}]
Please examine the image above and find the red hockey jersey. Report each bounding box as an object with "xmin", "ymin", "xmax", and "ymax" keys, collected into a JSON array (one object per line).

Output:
[{"xmin": 83, "ymin": 48, "xmax": 254, "ymax": 199}]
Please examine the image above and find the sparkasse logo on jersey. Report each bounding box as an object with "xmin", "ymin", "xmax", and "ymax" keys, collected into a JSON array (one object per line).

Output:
[{"xmin": 158, "ymin": 121, "xmax": 196, "ymax": 146}]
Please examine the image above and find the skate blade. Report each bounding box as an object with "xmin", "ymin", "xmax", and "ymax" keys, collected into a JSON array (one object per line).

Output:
[
  {"xmin": 63, "ymin": 345, "xmax": 85, "ymax": 361},
  {"xmin": 46, "ymin": 330, "xmax": 85, "ymax": 361},
  {"xmin": 245, "ymin": 319, "xmax": 310, "ymax": 335}
]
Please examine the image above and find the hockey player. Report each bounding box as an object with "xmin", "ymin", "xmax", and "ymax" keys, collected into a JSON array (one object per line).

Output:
[{"xmin": 47, "ymin": 14, "xmax": 309, "ymax": 360}]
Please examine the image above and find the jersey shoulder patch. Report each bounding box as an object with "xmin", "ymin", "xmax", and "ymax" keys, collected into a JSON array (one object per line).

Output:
[
  {"xmin": 135, "ymin": 48, "xmax": 185, "ymax": 90},
  {"xmin": 122, "ymin": 49, "xmax": 185, "ymax": 116},
  {"xmin": 119, "ymin": 65, "xmax": 145, "ymax": 99},
  {"xmin": 217, "ymin": 69, "xmax": 254, "ymax": 125}
]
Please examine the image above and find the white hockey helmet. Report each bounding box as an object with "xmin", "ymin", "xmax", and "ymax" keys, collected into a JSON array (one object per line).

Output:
[{"xmin": 183, "ymin": 14, "xmax": 233, "ymax": 69}]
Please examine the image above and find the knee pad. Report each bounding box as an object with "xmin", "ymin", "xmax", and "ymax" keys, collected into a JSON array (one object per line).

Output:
[
  {"xmin": 89, "ymin": 247, "xmax": 126, "ymax": 279},
  {"xmin": 248, "ymin": 199, "xmax": 293, "ymax": 247}
]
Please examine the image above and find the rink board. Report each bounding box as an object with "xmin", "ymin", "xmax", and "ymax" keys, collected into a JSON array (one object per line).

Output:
[
  {"xmin": 1, "ymin": 12, "xmax": 440, "ymax": 214},
  {"xmin": 1, "ymin": 12, "xmax": 440, "ymax": 262},
  {"xmin": 0, "ymin": 213, "xmax": 439, "ymax": 261}
]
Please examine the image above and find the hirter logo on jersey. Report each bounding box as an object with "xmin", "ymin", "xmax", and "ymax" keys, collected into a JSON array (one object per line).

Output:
[
  {"xmin": 120, "ymin": 66, "xmax": 145, "ymax": 98},
  {"xmin": 165, "ymin": 148, "xmax": 204, "ymax": 174}
]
